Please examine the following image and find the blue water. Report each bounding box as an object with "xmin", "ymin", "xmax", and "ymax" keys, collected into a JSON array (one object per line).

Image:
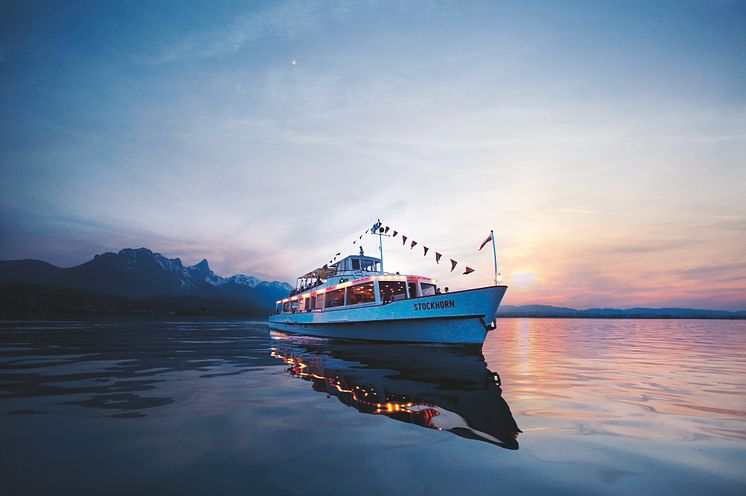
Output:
[{"xmin": 1, "ymin": 319, "xmax": 744, "ymax": 495}]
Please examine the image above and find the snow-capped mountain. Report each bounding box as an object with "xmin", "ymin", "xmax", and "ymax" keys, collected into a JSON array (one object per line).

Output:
[{"xmin": 0, "ymin": 248, "xmax": 292, "ymax": 310}]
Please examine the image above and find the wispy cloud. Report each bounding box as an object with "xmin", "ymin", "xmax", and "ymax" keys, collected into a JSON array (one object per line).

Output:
[{"xmin": 147, "ymin": 1, "xmax": 352, "ymax": 64}]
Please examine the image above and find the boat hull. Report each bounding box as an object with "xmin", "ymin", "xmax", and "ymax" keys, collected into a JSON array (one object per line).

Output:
[{"xmin": 268, "ymin": 285, "xmax": 507, "ymax": 344}]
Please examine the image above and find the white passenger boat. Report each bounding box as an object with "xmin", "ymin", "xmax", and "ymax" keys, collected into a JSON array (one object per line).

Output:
[{"xmin": 269, "ymin": 238, "xmax": 508, "ymax": 344}]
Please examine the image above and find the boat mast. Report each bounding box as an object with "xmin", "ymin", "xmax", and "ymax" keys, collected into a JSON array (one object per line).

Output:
[
  {"xmin": 491, "ymin": 229, "xmax": 499, "ymax": 285},
  {"xmin": 378, "ymin": 221, "xmax": 384, "ymax": 273}
]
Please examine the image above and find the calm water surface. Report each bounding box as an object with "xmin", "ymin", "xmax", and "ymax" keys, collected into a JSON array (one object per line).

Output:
[{"xmin": 1, "ymin": 319, "xmax": 744, "ymax": 495}]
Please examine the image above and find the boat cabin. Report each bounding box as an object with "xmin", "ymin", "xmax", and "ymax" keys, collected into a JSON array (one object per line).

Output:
[
  {"xmin": 292, "ymin": 255, "xmax": 383, "ymax": 294},
  {"xmin": 333, "ymin": 255, "xmax": 381, "ymax": 274},
  {"xmin": 275, "ymin": 255, "xmax": 439, "ymax": 315}
]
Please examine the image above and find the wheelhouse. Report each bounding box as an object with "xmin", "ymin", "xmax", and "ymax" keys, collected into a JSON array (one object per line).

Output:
[{"xmin": 334, "ymin": 255, "xmax": 381, "ymax": 273}]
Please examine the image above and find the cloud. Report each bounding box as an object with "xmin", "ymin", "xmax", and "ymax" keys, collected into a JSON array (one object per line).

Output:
[
  {"xmin": 148, "ymin": 1, "xmax": 348, "ymax": 64},
  {"xmin": 669, "ymin": 263, "xmax": 746, "ymax": 284}
]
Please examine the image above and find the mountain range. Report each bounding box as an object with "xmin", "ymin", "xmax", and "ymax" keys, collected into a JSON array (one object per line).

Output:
[{"xmin": 0, "ymin": 248, "xmax": 292, "ymax": 317}]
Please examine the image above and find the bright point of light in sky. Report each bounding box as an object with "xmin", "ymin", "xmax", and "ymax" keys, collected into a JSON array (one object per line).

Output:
[{"xmin": 0, "ymin": 0, "xmax": 744, "ymax": 310}]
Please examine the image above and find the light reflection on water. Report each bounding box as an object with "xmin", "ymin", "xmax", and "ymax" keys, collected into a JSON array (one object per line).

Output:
[
  {"xmin": 0, "ymin": 319, "xmax": 745, "ymax": 495},
  {"xmin": 484, "ymin": 319, "xmax": 746, "ymax": 443},
  {"xmin": 269, "ymin": 334, "xmax": 521, "ymax": 449}
]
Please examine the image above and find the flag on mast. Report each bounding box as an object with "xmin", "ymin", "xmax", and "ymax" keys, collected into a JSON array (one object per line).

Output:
[{"xmin": 479, "ymin": 232, "xmax": 493, "ymax": 251}]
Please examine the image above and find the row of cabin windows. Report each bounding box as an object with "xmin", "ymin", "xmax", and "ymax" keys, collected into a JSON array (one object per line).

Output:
[{"xmin": 276, "ymin": 281, "xmax": 438, "ymax": 314}]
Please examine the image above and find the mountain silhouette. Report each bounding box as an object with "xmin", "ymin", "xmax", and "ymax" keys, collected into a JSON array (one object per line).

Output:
[{"xmin": 0, "ymin": 248, "xmax": 292, "ymax": 315}]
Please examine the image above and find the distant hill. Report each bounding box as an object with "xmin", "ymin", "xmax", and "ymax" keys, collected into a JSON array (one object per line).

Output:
[
  {"xmin": 496, "ymin": 304, "xmax": 746, "ymax": 319},
  {"xmin": 0, "ymin": 248, "xmax": 293, "ymax": 317}
]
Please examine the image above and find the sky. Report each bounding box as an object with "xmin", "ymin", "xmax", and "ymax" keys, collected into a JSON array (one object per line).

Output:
[{"xmin": 1, "ymin": 0, "xmax": 745, "ymax": 310}]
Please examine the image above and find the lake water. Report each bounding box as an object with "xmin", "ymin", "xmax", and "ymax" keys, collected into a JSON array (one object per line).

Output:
[{"xmin": 1, "ymin": 319, "xmax": 745, "ymax": 495}]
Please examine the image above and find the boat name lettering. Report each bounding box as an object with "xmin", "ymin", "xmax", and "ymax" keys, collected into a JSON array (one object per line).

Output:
[{"xmin": 413, "ymin": 300, "xmax": 455, "ymax": 311}]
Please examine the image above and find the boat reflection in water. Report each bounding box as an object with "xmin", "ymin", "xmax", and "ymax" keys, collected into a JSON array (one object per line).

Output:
[{"xmin": 270, "ymin": 332, "xmax": 522, "ymax": 449}]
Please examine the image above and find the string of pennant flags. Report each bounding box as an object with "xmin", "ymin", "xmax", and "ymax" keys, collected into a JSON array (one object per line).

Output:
[{"xmin": 326, "ymin": 220, "xmax": 495, "ymax": 276}]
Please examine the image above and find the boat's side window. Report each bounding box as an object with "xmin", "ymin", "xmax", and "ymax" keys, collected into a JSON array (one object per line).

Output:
[
  {"xmin": 291, "ymin": 300, "xmax": 299, "ymax": 313},
  {"xmin": 325, "ymin": 288, "xmax": 345, "ymax": 308},
  {"xmin": 351, "ymin": 259, "xmax": 361, "ymax": 270},
  {"xmin": 379, "ymin": 281, "xmax": 407, "ymax": 303},
  {"xmin": 407, "ymin": 282, "xmax": 418, "ymax": 298},
  {"xmin": 275, "ymin": 303, "xmax": 282, "ymax": 314},
  {"xmin": 314, "ymin": 294, "xmax": 324, "ymax": 310},
  {"xmin": 420, "ymin": 283, "xmax": 436, "ymax": 296},
  {"xmin": 282, "ymin": 301, "xmax": 290, "ymax": 313},
  {"xmin": 309, "ymin": 295, "xmax": 316, "ymax": 312},
  {"xmin": 347, "ymin": 282, "xmax": 375, "ymax": 305}
]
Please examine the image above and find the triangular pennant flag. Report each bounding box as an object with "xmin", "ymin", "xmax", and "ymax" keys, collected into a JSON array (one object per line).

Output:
[
  {"xmin": 423, "ymin": 246, "xmax": 429, "ymax": 256},
  {"xmin": 463, "ymin": 266, "xmax": 474, "ymax": 275},
  {"xmin": 450, "ymin": 259, "xmax": 458, "ymax": 272},
  {"xmin": 479, "ymin": 232, "xmax": 493, "ymax": 251},
  {"xmin": 435, "ymin": 252, "xmax": 442, "ymax": 264},
  {"xmin": 402, "ymin": 235, "xmax": 408, "ymax": 245},
  {"xmin": 359, "ymin": 234, "xmax": 364, "ymax": 239},
  {"xmin": 410, "ymin": 240, "xmax": 418, "ymax": 249},
  {"xmin": 384, "ymin": 226, "xmax": 390, "ymax": 234},
  {"xmin": 336, "ymin": 252, "xmax": 341, "ymax": 257},
  {"xmin": 353, "ymin": 240, "xmax": 357, "ymax": 244},
  {"xmin": 393, "ymin": 231, "xmax": 398, "ymax": 237}
]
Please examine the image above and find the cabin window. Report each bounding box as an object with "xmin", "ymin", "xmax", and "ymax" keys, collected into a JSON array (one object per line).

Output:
[
  {"xmin": 347, "ymin": 282, "xmax": 375, "ymax": 305},
  {"xmin": 408, "ymin": 282, "xmax": 418, "ymax": 298},
  {"xmin": 291, "ymin": 300, "xmax": 299, "ymax": 313},
  {"xmin": 275, "ymin": 303, "xmax": 282, "ymax": 314},
  {"xmin": 420, "ymin": 283, "xmax": 436, "ymax": 296},
  {"xmin": 314, "ymin": 294, "xmax": 324, "ymax": 310},
  {"xmin": 309, "ymin": 295, "xmax": 316, "ymax": 312},
  {"xmin": 361, "ymin": 260, "xmax": 379, "ymax": 272},
  {"xmin": 325, "ymin": 288, "xmax": 345, "ymax": 308},
  {"xmin": 379, "ymin": 281, "xmax": 407, "ymax": 303},
  {"xmin": 282, "ymin": 301, "xmax": 290, "ymax": 313},
  {"xmin": 351, "ymin": 259, "xmax": 361, "ymax": 270}
]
